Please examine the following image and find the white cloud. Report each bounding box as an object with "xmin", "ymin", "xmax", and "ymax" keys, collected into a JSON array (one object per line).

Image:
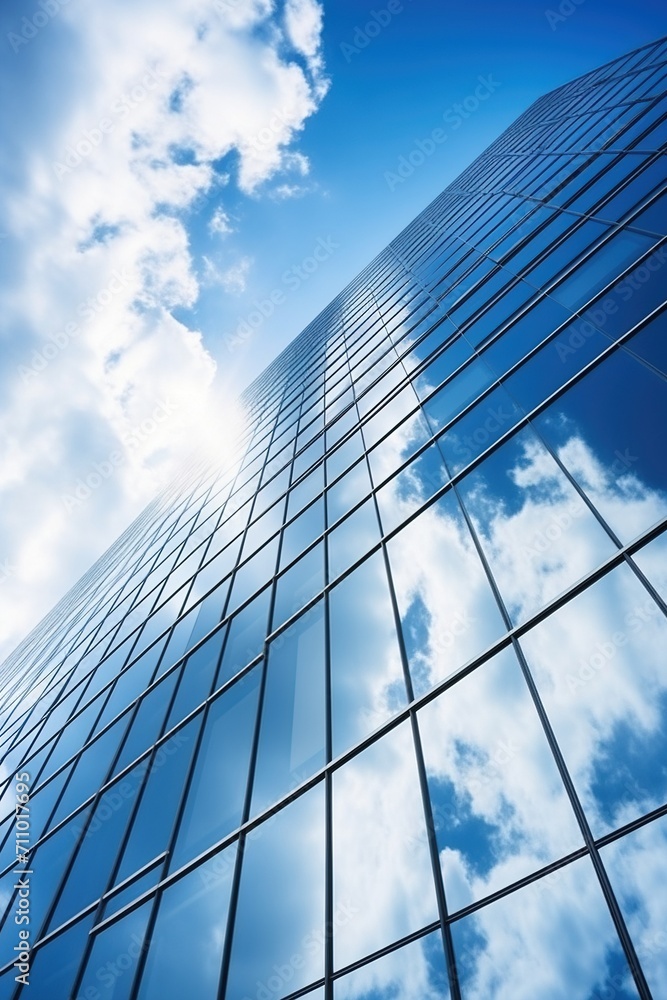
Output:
[
  {"xmin": 284, "ymin": 0, "xmax": 328, "ymax": 88},
  {"xmin": 0, "ymin": 0, "xmax": 327, "ymax": 663},
  {"xmin": 204, "ymin": 254, "xmax": 254, "ymax": 294},
  {"xmin": 208, "ymin": 206, "xmax": 234, "ymax": 236}
]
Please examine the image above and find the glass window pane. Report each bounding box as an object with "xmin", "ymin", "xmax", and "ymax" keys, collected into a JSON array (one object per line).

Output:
[
  {"xmin": 327, "ymin": 431, "xmax": 364, "ymax": 482},
  {"xmin": 329, "ymin": 552, "xmax": 406, "ymax": 757},
  {"xmin": 50, "ymin": 716, "xmax": 128, "ymax": 828},
  {"xmin": 115, "ymin": 720, "xmax": 200, "ymax": 886},
  {"xmin": 452, "ymin": 856, "xmax": 640, "ymax": 1000},
  {"xmin": 438, "ymin": 384, "xmax": 523, "ymax": 474},
  {"xmin": 280, "ymin": 498, "xmax": 324, "ymax": 570},
  {"xmin": 480, "ymin": 293, "xmax": 573, "ymax": 377},
  {"xmin": 458, "ymin": 426, "xmax": 616, "ymax": 625},
  {"xmin": 632, "ymin": 528, "xmax": 667, "ymax": 602},
  {"xmin": 548, "ymin": 228, "xmax": 654, "ymax": 311},
  {"xmin": 624, "ymin": 309, "xmax": 667, "ymax": 377},
  {"xmin": 327, "ymin": 499, "xmax": 380, "ymax": 583},
  {"xmin": 422, "ymin": 358, "xmax": 496, "ymax": 433},
  {"xmin": 326, "ymin": 459, "xmax": 372, "ymax": 528},
  {"xmin": 1, "ymin": 808, "xmax": 91, "ymax": 960},
  {"xmin": 288, "ymin": 464, "xmax": 325, "ymax": 519},
  {"xmin": 227, "ymin": 537, "xmax": 279, "ymax": 614},
  {"xmin": 49, "ymin": 761, "xmax": 150, "ymax": 931},
  {"xmin": 217, "ymin": 587, "xmax": 271, "ymax": 687},
  {"xmin": 334, "ymin": 929, "xmax": 450, "ymax": 999},
  {"xmin": 251, "ymin": 604, "xmax": 326, "ymax": 815},
  {"xmin": 136, "ymin": 846, "xmax": 237, "ymax": 999},
  {"xmin": 519, "ymin": 563, "xmax": 667, "ymax": 838},
  {"xmin": 376, "ymin": 442, "xmax": 449, "ymax": 536},
  {"xmin": 272, "ymin": 542, "xmax": 324, "ymax": 631},
  {"xmin": 418, "ymin": 646, "xmax": 582, "ymax": 913},
  {"xmin": 15, "ymin": 914, "xmax": 94, "ymax": 1000},
  {"xmin": 388, "ymin": 489, "xmax": 506, "ymax": 697},
  {"xmin": 502, "ymin": 317, "xmax": 609, "ymax": 414},
  {"xmin": 226, "ymin": 784, "xmax": 325, "ymax": 999},
  {"xmin": 102, "ymin": 863, "xmax": 160, "ymax": 921},
  {"xmin": 170, "ymin": 668, "xmax": 260, "ymax": 871},
  {"xmin": 77, "ymin": 900, "xmax": 151, "ymax": 1000},
  {"xmin": 333, "ymin": 721, "xmax": 438, "ymax": 970},
  {"xmin": 601, "ymin": 813, "xmax": 667, "ymax": 998},
  {"xmin": 361, "ymin": 386, "xmax": 419, "ymax": 450},
  {"xmin": 166, "ymin": 628, "xmax": 226, "ymax": 730},
  {"xmin": 179, "ymin": 578, "xmax": 229, "ymax": 651},
  {"xmin": 112, "ymin": 670, "xmax": 178, "ymax": 776},
  {"xmin": 533, "ymin": 348, "xmax": 667, "ymax": 545},
  {"xmin": 367, "ymin": 408, "xmax": 433, "ymax": 488}
]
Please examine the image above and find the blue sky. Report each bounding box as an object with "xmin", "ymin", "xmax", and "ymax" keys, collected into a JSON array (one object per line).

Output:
[{"xmin": 0, "ymin": 0, "xmax": 665, "ymax": 659}]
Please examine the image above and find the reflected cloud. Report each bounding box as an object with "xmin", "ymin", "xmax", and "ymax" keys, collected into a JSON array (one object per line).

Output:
[
  {"xmin": 366, "ymin": 409, "xmax": 667, "ymax": 995},
  {"xmin": 452, "ymin": 856, "xmax": 640, "ymax": 1000},
  {"xmin": 519, "ymin": 562, "xmax": 667, "ymax": 837},
  {"xmin": 334, "ymin": 929, "xmax": 450, "ymax": 1000},
  {"xmin": 417, "ymin": 647, "xmax": 582, "ymax": 914},
  {"xmin": 602, "ymin": 814, "xmax": 667, "ymax": 998},
  {"xmin": 333, "ymin": 722, "xmax": 438, "ymax": 972}
]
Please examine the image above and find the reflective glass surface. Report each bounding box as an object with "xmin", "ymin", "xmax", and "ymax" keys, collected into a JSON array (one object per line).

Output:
[
  {"xmin": 1, "ymin": 39, "xmax": 666, "ymax": 999},
  {"xmin": 333, "ymin": 721, "xmax": 439, "ymax": 969},
  {"xmin": 137, "ymin": 847, "xmax": 237, "ymax": 999},
  {"xmin": 226, "ymin": 784, "xmax": 326, "ymax": 998},
  {"xmin": 452, "ymin": 857, "xmax": 641, "ymax": 999}
]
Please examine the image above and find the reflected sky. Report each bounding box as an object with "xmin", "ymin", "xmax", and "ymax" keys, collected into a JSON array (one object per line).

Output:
[
  {"xmin": 77, "ymin": 900, "xmax": 151, "ymax": 1000},
  {"xmin": 519, "ymin": 562, "xmax": 667, "ymax": 838},
  {"xmin": 418, "ymin": 646, "xmax": 582, "ymax": 914},
  {"xmin": 329, "ymin": 552, "xmax": 406, "ymax": 757},
  {"xmin": 252, "ymin": 604, "xmax": 326, "ymax": 816},
  {"xmin": 334, "ymin": 929, "xmax": 450, "ymax": 1000},
  {"xmin": 226, "ymin": 784, "xmax": 325, "ymax": 999},
  {"xmin": 632, "ymin": 528, "xmax": 667, "ymax": 601},
  {"xmin": 601, "ymin": 813, "xmax": 667, "ymax": 998},
  {"xmin": 333, "ymin": 722, "xmax": 438, "ymax": 971},
  {"xmin": 458, "ymin": 425, "xmax": 616, "ymax": 625},
  {"xmin": 137, "ymin": 846, "xmax": 237, "ymax": 999},
  {"xmin": 388, "ymin": 488, "xmax": 506, "ymax": 697},
  {"xmin": 533, "ymin": 342, "xmax": 667, "ymax": 545},
  {"xmin": 452, "ymin": 856, "xmax": 640, "ymax": 1000}
]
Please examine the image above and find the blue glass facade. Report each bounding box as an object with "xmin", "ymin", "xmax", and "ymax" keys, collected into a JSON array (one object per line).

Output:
[{"xmin": 1, "ymin": 37, "xmax": 666, "ymax": 1000}]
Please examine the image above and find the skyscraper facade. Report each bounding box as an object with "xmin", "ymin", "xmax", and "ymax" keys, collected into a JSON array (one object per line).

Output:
[{"xmin": 1, "ymin": 36, "xmax": 667, "ymax": 1000}]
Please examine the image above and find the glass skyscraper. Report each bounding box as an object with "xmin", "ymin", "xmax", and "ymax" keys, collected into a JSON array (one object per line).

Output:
[{"xmin": 1, "ymin": 36, "xmax": 667, "ymax": 1000}]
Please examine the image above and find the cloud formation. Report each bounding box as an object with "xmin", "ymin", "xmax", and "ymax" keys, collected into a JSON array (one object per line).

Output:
[{"xmin": 0, "ymin": 0, "xmax": 327, "ymax": 661}]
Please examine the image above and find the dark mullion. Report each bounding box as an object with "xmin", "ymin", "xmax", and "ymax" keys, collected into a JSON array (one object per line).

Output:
[
  {"xmin": 131, "ymin": 390, "xmax": 288, "ymax": 1000},
  {"xmin": 323, "ymin": 366, "xmax": 335, "ymax": 1000},
  {"xmin": 218, "ymin": 384, "xmax": 300, "ymax": 1000},
  {"xmin": 358, "ymin": 374, "xmax": 463, "ymax": 1000},
  {"xmin": 511, "ymin": 636, "xmax": 653, "ymax": 1000},
  {"xmin": 432, "ymin": 422, "xmax": 653, "ymax": 998}
]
